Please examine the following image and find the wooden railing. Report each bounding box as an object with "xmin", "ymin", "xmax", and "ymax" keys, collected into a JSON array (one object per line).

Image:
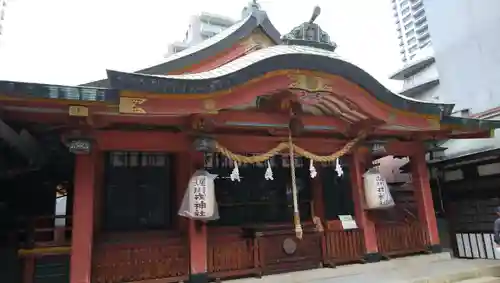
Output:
[
  {"xmin": 323, "ymin": 227, "xmax": 365, "ymax": 266},
  {"xmin": 207, "ymin": 229, "xmax": 260, "ymax": 279},
  {"xmin": 17, "ymin": 216, "xmax": 72, "ymax": 283},
  {"xmin": 92, "ymin": 232, "xmax": 189, "ymax": 283},
  {"xmin": 375, "ymin": 222, "xmax": 427, "ymax": 257},
  {"xmin": 207, "ymin": 224, "xmax": 324, "ymax": 279},
  {"xmin": 17, "ymin": 215, "xmax": 72, "ymax": 248}
]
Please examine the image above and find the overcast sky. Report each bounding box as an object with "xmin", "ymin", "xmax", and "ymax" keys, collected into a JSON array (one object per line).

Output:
[{"xmin": 0, "ymin": 0, "xmax": 402, "ymax": 91}]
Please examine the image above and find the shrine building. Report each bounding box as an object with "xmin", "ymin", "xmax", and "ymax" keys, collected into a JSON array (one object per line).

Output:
[{"xmin": 1, "ymin": 3, "xmax": 500, "ymax": 283}]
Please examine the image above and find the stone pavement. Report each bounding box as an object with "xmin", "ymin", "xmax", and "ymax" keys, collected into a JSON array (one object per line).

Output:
[{"xmin": 228, "ymin": 253, "xmax": 500, "ymax": 283}]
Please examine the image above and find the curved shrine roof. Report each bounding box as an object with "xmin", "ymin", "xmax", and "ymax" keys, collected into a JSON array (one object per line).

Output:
[
  {"xmin": 1, "ymin": 4, "xmax": 500, "ymax": 139},
  {"xmin": 107, "ymin": 45, "xmax": 454, "ymax": 118}
]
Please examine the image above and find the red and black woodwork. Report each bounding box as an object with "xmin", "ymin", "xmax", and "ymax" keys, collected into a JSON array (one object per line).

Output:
[
  {"xmin": 5, "ymin": 3, "xmax": 496, "ymax": 283},
  {"xmin": 91, "ymin": 232, "xmax": 189, "ymax": 283}
]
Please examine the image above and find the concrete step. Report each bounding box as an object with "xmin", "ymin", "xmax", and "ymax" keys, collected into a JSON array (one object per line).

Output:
[
  {"xmin": 228, "ymin": 253, "xmax": 492, "ymax": 283},
  {"xmin": 412, "ymin": 260, "xmax": 500, "ymax": 283},
  {"xmin": 457, "ymin": 277, "xmax": 500, "ymax": 283}
]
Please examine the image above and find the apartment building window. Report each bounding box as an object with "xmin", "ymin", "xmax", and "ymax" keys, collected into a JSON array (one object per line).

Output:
[
  {"xmin": 412, "ymin": 1, "xmax": 424, "ymax": 11},
  {"xmin": 418, "ymin": 33, "xmax": 430, "ymax": 43},
  {"xmin": 409, "ymin": 45, "xmax": 418, "ymax": 53},
  {"xmin": 407, "ymin": 37, "xmax": 417, "ymax": 45},
  {"xmin": 404, "ymin": 22, "xmax": 413, "ymax": 30},
  {"xmin": 400, "ymin": 0, "xmax": 408, "ymax": 8},
  {"xmin": 414, "ymin": 9, "xmax": 425, "ymax": 19},
  {"xmin": 416, "ymin": 25, "xmax": 428, "ymax": 35},
  {"xmin": 402, "ymin": 14, "xmax": 411, "ymax": 23},
  {"xmin": 405, "ymin": 29, "xmax": 415, "ymax": 37},
  {"xmin": 401, "ymin": 7, "xmax": 410, "ymax": 15},
  {"xmin": 420, "ymin": 41, "xmax": 431, "ymax": 49}
]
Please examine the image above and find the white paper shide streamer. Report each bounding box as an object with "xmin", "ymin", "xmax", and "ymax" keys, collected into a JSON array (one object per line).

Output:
[
  {"xmin": 265, "ymin": 160, "xmax": 274, "ymax": 180},
  {"xmin": 335, "ymin": 158, "xmax": 343, "ymax": 177},
  {"xmin": 309, "ymin": 159, "xmax": 317, "ymax": 178},
  {"xmin": 230, "ymin": 161, "xmax": 241, "ymax": 182}
]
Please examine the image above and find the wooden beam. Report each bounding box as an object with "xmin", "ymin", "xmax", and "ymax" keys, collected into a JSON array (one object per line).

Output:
[
  {"xmin": 93, "ymin": 131, "xmax": 190, "ymax": 152},
  {"xmin": 212, "ymin": 110, "xmax": 348, "ymax": 133},
  {"xmin": 92, "ymin": 130, "xmax": 361, "ymax": 154}
]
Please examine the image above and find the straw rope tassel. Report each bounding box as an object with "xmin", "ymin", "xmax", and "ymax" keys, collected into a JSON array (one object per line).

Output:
[{"xmin": 288, "ymin": 130, "xmax": 303, "ymax": 240}]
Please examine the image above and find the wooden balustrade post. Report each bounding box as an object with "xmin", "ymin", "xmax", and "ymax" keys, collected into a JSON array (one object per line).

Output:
[
  {"xmin": 349, "ymin": 150, "xmax": 381, "ymax": 262},
  {"xmin": 252, "ymin": 236, "xmax": 262, "ymax": 277},
  {"xmin": 70, "ymin": 151, "xmax": 99, "ymax": 283},
  {"xmin": 410, "ymin": 144, "xmax": 441, "ymax": 253}
]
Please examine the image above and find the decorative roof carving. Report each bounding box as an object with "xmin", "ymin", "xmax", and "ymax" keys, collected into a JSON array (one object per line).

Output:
[
  {"xmin": 241, "ymin": 0, "xmax": 262, "ymax": 19},
  {"xmin": 282, "ymin": 6, "xmax": 337, "ymax": 52}
]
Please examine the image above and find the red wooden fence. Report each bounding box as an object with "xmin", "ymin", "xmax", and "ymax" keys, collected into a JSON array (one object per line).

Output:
[
  {"xmin": 207, "ymin": 231, "xmax": 260, "ymax": 279},
  {"xmin": 92, "ymin": 232, "xmax": 189, "ymax": 283},
  {"xmin": 17, "ymin": 219, "xmax": 429, "ymax": 282},
  {"xmin": 323, "ymin": 228, "xmax": 365, "ymax": 265},
  {"xmin": 375, "ymin": 222, "xmax": 427, "ymax": 257},
  {"xmin": 207, "ymin": 222, "xmax": 367, "ymax": 280}
]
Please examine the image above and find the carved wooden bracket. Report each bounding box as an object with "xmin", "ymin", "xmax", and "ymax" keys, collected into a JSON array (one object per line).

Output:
[{"xmin": 188, "ymin": 114, "xmax": 216, "ymax": 133}]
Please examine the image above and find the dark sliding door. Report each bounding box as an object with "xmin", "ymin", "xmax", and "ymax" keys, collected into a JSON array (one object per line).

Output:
[{"xmin": 103, "ymin": 152, "xmax": 175, "ymax": 231}]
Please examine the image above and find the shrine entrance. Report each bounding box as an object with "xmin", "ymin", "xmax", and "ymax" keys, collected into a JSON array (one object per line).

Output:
[
  {"xmin": 207, "ymin": 154, "xmax": 312, "ymax": 227},
  {"xmin": 205, "ymin": 153, "xmax": 360, "ymax": 278}
]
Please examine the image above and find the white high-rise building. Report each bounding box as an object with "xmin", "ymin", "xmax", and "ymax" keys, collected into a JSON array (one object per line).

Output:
[
  {"xmin": 167, "ymin": 12, "xmax": 236, "ymax": 55},
  {"xmin": 392, "ymin": 0, "xmax": 432, "ymax": 63},
  {"xmin": 0, "ymin": 0, "xmax": 8, "ymax": 39}
]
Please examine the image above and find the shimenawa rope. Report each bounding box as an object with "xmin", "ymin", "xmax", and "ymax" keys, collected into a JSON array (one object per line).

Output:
[
  {"xmin": 214, "ymin": 131, "xmax": 366, "ymax": 164},
  {"xmin": 288, "ymin": 130, "xmax": 303, "ymax": 239}
]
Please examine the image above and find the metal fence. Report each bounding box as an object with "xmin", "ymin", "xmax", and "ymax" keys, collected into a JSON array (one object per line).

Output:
[{"xmin": 454, "ymin": 232, "xmax": 500, "ymax": 259}]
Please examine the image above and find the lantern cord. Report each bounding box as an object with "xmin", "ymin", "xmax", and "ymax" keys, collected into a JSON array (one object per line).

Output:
[
  {"xmin": 214, "ymin": 131, "xmax": 366, "ymax": 164},
  {"xmin": 288, "ymin": 129, "xmax": 303, "ymax": 240}
]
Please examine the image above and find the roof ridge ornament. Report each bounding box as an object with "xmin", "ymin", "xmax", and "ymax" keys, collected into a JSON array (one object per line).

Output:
[
  {"xmin": 309, "ymin": 5, "xmax": 321, "ymax": 24},
  {"xmin": 282, "ymin": 5, "xmax": 337, "ymax": 52},
  {"xmin": 241, "ymin": 0, "xmax": 262, "ymax": 19}
]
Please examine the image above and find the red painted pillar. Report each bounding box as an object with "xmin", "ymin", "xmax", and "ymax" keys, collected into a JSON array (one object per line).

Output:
[
  {"xmin": 187, "ymin": 151, "xmax": 208, "ymax": 283},
  {"xmin": 349, "ymin": 150, "xmax": 381, "ymax": 262},
  {"xmin": 70, "ymin": 153, "xmax": 97, "ymax": 283},
  {"xmin": 410, "ymin": 145, "xmax": 441, "ymax": 253}
]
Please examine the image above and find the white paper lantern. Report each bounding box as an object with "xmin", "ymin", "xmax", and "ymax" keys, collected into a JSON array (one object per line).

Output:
[
  {"xmin": 363, "ymin": 168, "xmax": 395, "ymax": 209},
  {"xmin": 178, "ymin": 170, "xmax": 219, "ymax": 220}
]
